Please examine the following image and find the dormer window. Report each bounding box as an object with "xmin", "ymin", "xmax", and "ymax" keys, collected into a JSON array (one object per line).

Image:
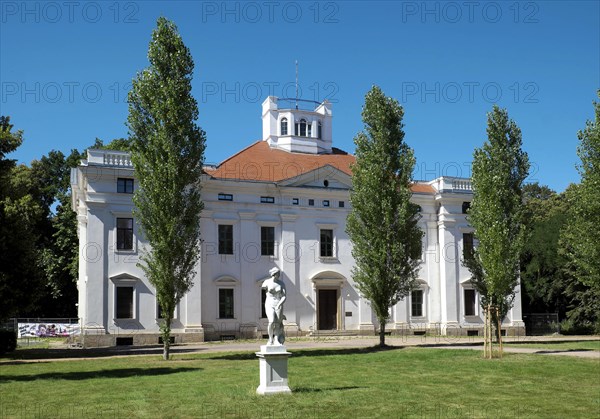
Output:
[
  {"xmin": 295, "ymin": 119, "xmax": 308, "ymax": 137},
  {"xmin": 318, "ymin": 121, "xmax": 322, "ymax": 139},
  {"xmin": 280, "ymin": 118, "xmax": 288, "ymax": 136}
]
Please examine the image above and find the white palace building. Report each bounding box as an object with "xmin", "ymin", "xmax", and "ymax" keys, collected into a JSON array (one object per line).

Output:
[{"xmin": 71, "ymin": 97, "xmax": 525, "ymax": 346}]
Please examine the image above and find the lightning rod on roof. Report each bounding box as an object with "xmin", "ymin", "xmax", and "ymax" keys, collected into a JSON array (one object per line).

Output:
[{"xmin": 295, "ymin": 60, "xmax": 298, "ymax": 110}]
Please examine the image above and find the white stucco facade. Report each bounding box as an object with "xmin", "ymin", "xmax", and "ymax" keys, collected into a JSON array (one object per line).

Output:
[{"xmin": 71, "ymin": 97, "xmax": 524, "ymax": 346}]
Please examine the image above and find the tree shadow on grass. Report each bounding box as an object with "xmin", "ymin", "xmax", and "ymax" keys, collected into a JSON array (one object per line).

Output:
[
  {"xmin": 0, "ymin": 367, "xmax": 201, "ymax": 382},
  {"xmin": 2, "ymin": 345, "xmax": 202, "ymax": 361},
  {"xmin": 208, "ymin": 345, "xmax": 404, "ymax": 361},
  {"xmin": 293, "ymin": 385, "xmax": 363, "ymax": 393}
]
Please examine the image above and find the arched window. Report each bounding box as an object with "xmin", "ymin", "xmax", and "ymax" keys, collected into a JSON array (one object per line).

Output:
[
  {"xmin": 307, "ymin": 121, "xmax": 312, "ymax": 137},
  {"xmin": 300, "ymin": 119, "xmax": 307, "ymax": 137},
  {"xmin": 280, "ymin": 118, "xmax": 288, "ymax": 136},
  {"xmin": 318, "ymin": 121, "xmax": 322, "ymax": 139}
]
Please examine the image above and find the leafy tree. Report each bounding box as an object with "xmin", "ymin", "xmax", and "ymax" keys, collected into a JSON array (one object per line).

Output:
[
  {"xmin": 520, "ymin": 184, "xmax": 570, "ymax": 319},
  {"xmin": 90, "ymin": 137, "xmax": 132, "ymax": 151},
  {"xmin": 560, "ymin": 92, "xmax": 600, "ymax": 333},
  {"xmin": 465, "ymin": 106, "xmax": 529, "ymax": 357},
  {"xmin": 346, "ymin": 86, "xmax": 423, "ymax": 347},
  {"xmin": 0, "ymin": 117, "xmax": 44, "ymax": 321},
  {"xmin": 127, "ymin": 17, "xmax": 206, "ymax": 359}
]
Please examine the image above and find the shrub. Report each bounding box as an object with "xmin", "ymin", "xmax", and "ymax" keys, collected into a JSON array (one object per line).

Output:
[{"xmin": 0, "ymin": 330, "xmax": 17, "ymax": 354}]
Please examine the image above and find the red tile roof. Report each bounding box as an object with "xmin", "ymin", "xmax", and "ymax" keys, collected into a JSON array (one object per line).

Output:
[{"xmin": 205, "ymin": 140, "xmax": 435, "ymax": 194}]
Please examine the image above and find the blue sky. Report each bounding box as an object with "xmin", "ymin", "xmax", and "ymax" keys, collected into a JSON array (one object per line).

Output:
[{"xmin": 1, "ymin": 1, "xmax": 598, "ymax": 192}]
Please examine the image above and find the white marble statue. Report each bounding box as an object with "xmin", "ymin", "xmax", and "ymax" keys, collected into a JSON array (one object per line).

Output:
[{"xmin": 262, "ymin": 267, "xmax": 287, "ymax": 345}]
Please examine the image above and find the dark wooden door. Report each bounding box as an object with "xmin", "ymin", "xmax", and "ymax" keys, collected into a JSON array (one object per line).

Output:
[{"xmin": 318, "ymin": 289, "xmax": 338, "ymax": 330}]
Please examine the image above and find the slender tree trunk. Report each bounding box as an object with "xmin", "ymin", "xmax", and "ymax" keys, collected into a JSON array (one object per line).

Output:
[
  {"xmin": 379, "ymin": 321, "xmax": 386, "ymax": 347},
  {"xmin": 162, "ymin": 317, "xmax": 171, "ymax": 360}
]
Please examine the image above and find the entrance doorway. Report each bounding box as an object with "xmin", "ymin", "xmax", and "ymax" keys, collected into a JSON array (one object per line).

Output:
[{"xmin": 318, "ymin": 289, "xmax": 338, "ymax": 330}]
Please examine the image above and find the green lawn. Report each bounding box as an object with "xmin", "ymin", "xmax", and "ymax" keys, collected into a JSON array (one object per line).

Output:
[{"xmin": 1, "ymin": 347, "xmax": 598, "ymax": 418}]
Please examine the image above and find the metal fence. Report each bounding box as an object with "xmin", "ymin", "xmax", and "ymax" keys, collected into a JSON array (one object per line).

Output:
[{"xmin": 523, "ymin": 313, "xmax": 560, "ymax": 336}]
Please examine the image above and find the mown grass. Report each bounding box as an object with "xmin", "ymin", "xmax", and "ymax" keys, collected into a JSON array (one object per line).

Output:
[{"xmin": 0, "ymin": 347, "xmax": 598, "ymax": 418}]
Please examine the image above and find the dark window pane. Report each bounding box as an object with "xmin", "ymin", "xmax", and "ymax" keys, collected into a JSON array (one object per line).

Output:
[
  {"xmin": 339, "ymin": 201, "xmax": 345, "ymax": 208},
  {"xmin": 318, "ymin": 121, "xmax": 322, "ymax": 139},
  {"xmin": 261, "ymin": 288, "xmax": 267, "ymax": 318},
  {"xmin": 300, "ymin": 119, "xmax": 307, "ymax": 137},
  {"xmin": 462, "ymin": 202, "xmax": 471, "ymax": 214},
  {"xmin": 281, "ymin": 118, "xmax": 288, "ymax": 136},
  {"xmin": 411, "ymin": 290, "xmax": 423, "ymax": 317},
  {"xmin": 219, "ymin": 289, "xmax": 234, "ymax": 319},
  {"xmin": 261, "ymin": 196, "xmax": 274, "ymax": 203},
  {"xmin": 117, "ymin": 178, "xmax": 133, "ymax": 194},
  {"xmin": 261, "ymin": 226, "xmax": 275, "ymax": 256},
  {"xmin": 463, "ymin": 233, "xmax": 474, "ymax": 260},
  {"xmin": 464, "ymin": 289, "xmax": 476, "ymax": 316},
  {"xmin": 116, "ymin": 287, "xmax": 133, "ymax": 319},
  {"xmin": 218, "ymin": 225, "xmax": 233, "ymax": 254},
  {"xmin": 320, "ymin": 229, "xmax": 333, "ymax": 257},
  {"xmin": 117, "ymin": 218, "xmax": 133, "ymax": 250},
  {"xmin": 218, "ymin": 193, "xmax": 233, "ymax": 201},
  {"xmin": 292, "ymin": 198, "xmax": 299, "ymax": 205},
  {"xmin": 308, "ymin": 199, "xmax": 314, "ymax": 206}
]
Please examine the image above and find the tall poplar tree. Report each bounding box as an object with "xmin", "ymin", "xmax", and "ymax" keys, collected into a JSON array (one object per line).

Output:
[
  {"xmin": 346, "ymin": 86, "xmax": 423, "ymax": 347},
  {"xmin": 559, "ymin": 92, "xmax": 600, "ymax": 333},
  {"xmin": 127, "ymin": 18, "xmax": 206, "ymax": 359},
  {"xmin": 465, "ymin": 106, "xmax": 529, "ymax": 358}
]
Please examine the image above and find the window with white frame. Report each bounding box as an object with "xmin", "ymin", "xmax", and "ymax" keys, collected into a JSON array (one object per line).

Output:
[
  {"xmin": 157, "ymin": 300, "xmax": 176, "ymax": 320},
  {"xmin": 116, "ymin": 218, "xmax": 134, "ymax": 250},
  {"xmin": 117, "ymin": 178, "xmax": 134, "ymax": 194},
  {"xmin": 218, "ymin": 224, "xmax": 233, "ymax": 255},
  {"xmin": 219, "ymin": 288, "xmax": 234, "ymax": 319},
  {"xmin": 464, "ymin": 289, "xmax": 477, "ymax": 316},
  {"xmin": 261, "ymin": 226, "xmax": 275, "ymax": 256},
  {"xmin": 411, "ymin": 289, "xmax": 424, "ymax": 317},
  {"xmin": 280, "ymin": 117, "xmax": 288, "ymax": 136},
  {"xmin": 116, "ymin": 286, "xmax": 134, "ymax": 319},
  {"xmin": 320, "ymin": 229, "xmax": 333, "ymax": 257}
]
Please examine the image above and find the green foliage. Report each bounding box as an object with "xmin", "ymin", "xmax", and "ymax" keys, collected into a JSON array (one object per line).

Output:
[
  {"xmin": 520, "ymin": 184, "xmax": 571, "ymax": 317},
  {"xmin": 0, "ymin": 330, "xmax": 17, "ymax": 354},
  {"xmin": 346, "ymin": 86, "xmax": 423, "ymax": 346},
  {"xmin": 90, "ymin": 137, "xmax": 132, "ymax": 151},
  {"xmin": 128, "ymin": 17, "xmax": 206, "ymax": 359},
  {"xmin": 465, "ymin": 106, "xmax": 529, "ymax": 345},
  {"xmin": 560, "ymin": 94, "xmax": 600, "ymax": 329},
  {"xmin": 0, "ymin": 118, "xmax": 44, "ymax": 321}
]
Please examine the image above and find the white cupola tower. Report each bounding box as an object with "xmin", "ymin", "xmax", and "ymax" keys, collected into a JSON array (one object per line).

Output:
[{"xmin": 262, "ymin": 96, "xmax": 333, "ymax": 154}]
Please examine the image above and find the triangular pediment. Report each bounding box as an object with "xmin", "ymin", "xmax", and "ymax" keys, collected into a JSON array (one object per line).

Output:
[{"xmin": 278, "ymin": 164, "xmax": 352, "ymax": 189}]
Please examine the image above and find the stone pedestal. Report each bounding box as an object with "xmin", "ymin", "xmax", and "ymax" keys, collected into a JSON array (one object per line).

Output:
[{"xmin": 256, "ymin": 345, "xmax": 292, "ymax": 395}]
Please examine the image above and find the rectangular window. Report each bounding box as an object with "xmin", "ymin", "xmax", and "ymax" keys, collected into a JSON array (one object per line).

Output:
[
  {"xmin": 323, "ymin": 200, "xmax": 330, "ymax": 207},
  {"xmin": 320, "ymin": 229, "xmax": 333, "ymax": 257},
  {"xmin": 339, "ymin": 201, "xmax": 345, "ymax": 208},
  {"xmin": 116, "ymin": 218, "xmax": 134, "ymax": 250},
  {"xmin": 292, "ymin": 198, "xmax": 299, "ymax": 205},
  {"xmin": 261, "ymin": 288, "xmax": 267, "ymax": 318},
  {"xmin": 261, "ymin": 226, "xmax": 275, "ymax": 256},
  {"xmin": 157, "ymin": 301, "xmax": 175, "ymax": 319},
  {"xmin": 463, "ymin": 233, "xmax": 474, "ymax": 260},
  {"xmin": 411, "ymin": 290, "xmax": 423, "ymax": 317},
  {"xmin": 464, "ymin": 289, "xmax": 476, "ymax": 316},
  {"xmin": 260, "ymin": 196, "xmax": 275, "ymax": 204},
  {"xmin": 308, "ymin": 199, "xmax": 315, "ymax": 206},
  {"xmin": 116, "ymin": 286, "xmax": 133, "ymax": 319},
  {"xmin": 218, "ymin": 193, "xmax": 233, "ymax": 201},
  {"xmin": 218, "ymin": 224, "xmax": 233, "ymax": 255},
  {"xmin": 219, "ymin": 288, "xmax": 234, "ymax": 319},
  {"xmin": 117, "ymin": 178, "xmax": 134, "ymax": 194}
]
